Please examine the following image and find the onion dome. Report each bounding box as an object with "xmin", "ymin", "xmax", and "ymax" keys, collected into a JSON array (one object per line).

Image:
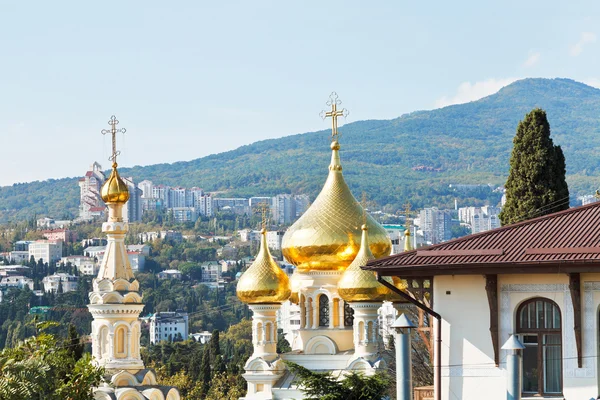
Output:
[
  {"xmin": 282, "ymin": 141, "xmax": 391, "ymax": 271},
  {"xmin": 289, "ymin": 272, "xmax": 301, "ymax": 304},
  {"xmin": 101, "ymin": 163, "xmax": 130, "ymax": 204},
  {"xmin": 404, "ymin": 228, "xmax": 413, "ymax": 252},
  {"xmin": 237, "ymin": 228, "xmax": 291, "ymax": 304},
  {"xmin": 338, "ymin": 224, "xmax": 393, "ymax": 302}
]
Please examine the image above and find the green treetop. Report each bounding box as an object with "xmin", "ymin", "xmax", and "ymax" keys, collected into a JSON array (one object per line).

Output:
[{"xmin": 499, "ymin": 108, "xmax": 569, "ymax": 225}]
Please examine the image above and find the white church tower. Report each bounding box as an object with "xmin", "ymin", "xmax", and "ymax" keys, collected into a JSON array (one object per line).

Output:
[{"xmin": 88, "ymin": 116, "xmax": 180, "ymax": 400}]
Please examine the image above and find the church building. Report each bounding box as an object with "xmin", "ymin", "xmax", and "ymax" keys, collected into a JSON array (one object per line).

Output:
[
  {"xmin": 366, "ymin": 201, "xmax": 600, "ymax": 400},
  {"xmin": 236, "ymin": 94, "xmax": 407, "ymax": 399}
]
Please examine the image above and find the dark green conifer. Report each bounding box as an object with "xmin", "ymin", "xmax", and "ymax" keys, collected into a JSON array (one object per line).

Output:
[{"xmin": 499, "ymin": 108, "xmax": 569, "ymax": 225}]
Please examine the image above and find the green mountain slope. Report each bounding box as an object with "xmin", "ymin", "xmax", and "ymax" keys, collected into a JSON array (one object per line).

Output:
[{"xmin": 2, "ymin": 78, "xmax": 600, "ymax": 222}]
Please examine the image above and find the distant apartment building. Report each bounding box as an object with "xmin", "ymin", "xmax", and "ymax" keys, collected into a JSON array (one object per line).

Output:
[
  {"xmin": 42, "ymin": 229, "xmax": 77, "ymax": 243},
  {"xmin": 157, "ymin": 269, "xmax": 183, "ymax": 280},
  {"xmin": 201, "ymin": 263, "xmax": 221, "ymax": 283},
  {"xmin": 29, "ymin": 240, "xmax": 63, "ymax": 264},
  {"xmin": 138, "ymin": 180, "xmax": 154, "ymax": 198},
  {"xmin": 249, "ymin": 197, "xmax": 272, "ymax": 209},
  {"xmin": 272, "ymin": 194, "xmax": 296, "ymax": 225},
  {"xmin": 294, "ymin": 194, "xmax": 310, "ymax": 217},
  {"xmin": 78, "ymin": 162, "xmax": 106, "ymax": 220},
  {"xmin": 213, "ymin": 198, "xmax": 250, "ymax": 215},
  {"xmin": 0, "ymin": 276, "xmax": 34, "ymax": 293},
  {"xmin": 138, "ymin": 230, "xmax": 182, "ymax": 243},
  {"xmin": 149, "ymin": 311, "xmax": 189, "ymax": 344},
  {"xmin": 171, "ymin": 207, "xmax": 198, "ymax": 223},
  {"xmin": 60, "ymin": 255, "xmax": 98, "ymax": 276},
  {"xmin": 122, "ymin": 176, "xmax": 143, "ymax": 222},
  {"xmin": 458, "ymin": 205, "xmax": 501, "ymax": 234},
  {"xmin": 0, "ymin": 265, "xmax": 31, "ymax": 278},
  {"xmin": 266, "ymin": 230, "xmax": 285, "ymax": 251},
  {"xmin": 37, "ymin": 217, "xmax": 72, "ymax": 229},
  {"xmin": 83, "ymin": 244, "xmax": 148, "ymax": 272},
  {"xmin": 239, "ymin": 229, "xmax": 261, "ymax": 243},
  {"xmin": 418, "ymin": 207, "xmax": 453, "ymax": 244},
  {"xmin": 140, "ymin": 182, "xmax": 212, "ymax": 217},
  {"xmin": 42, "ymin": 273, "xmax": 78, "ymax": 293}
]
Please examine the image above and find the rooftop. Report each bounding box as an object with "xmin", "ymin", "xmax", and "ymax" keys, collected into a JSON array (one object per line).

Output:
[{"xmin": 366, "ymin": 201, "xmax": 600, "ymax": 276}]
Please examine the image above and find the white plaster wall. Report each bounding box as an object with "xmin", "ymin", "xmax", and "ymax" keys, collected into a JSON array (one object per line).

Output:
[{"xmin": 435, "ymin": 275, "xmax": 505, "ymax": 400}]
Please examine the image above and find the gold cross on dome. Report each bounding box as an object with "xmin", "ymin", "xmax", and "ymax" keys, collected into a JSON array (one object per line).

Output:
[
  {"xmin": 404, "ymin": 202, "xmax": 413, "ymax": 229},
  {"xmin": 258, "ymin": 202, "xmax": 270, "ymax": 230},
  {"xmin": 101, "ymin": 115, "xmax": 126, "ymax": 166},
  {"xmin": 320, "ymin": 92, "xmax": 349, "ymax": 141}
]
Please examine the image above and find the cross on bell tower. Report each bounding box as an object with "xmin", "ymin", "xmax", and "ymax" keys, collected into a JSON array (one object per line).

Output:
[
  {"xmin": 320, "ymin": 92, "xmax": 349, "ymax": 141},
  {"xmin": 101, "ymin": 115, "xmax": 126, "ymax": 166}
]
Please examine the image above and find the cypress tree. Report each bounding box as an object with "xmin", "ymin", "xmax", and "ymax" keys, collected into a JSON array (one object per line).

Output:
[{"xmin": 499, "ymin": 108, "xmax": 569, "ymax": 225}]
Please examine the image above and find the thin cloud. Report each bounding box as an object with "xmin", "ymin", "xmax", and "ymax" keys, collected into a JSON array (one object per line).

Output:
[
  {"xmin": 570, "ymin": 32, "xmax": 597, "ymax": 56},
  {"xmin": 523, "ymin": 52, "xmax": 540, "ymax": 67},
  {"xmin": 435, "ymin": 78, "xmax": 518, "ymax": 108}
]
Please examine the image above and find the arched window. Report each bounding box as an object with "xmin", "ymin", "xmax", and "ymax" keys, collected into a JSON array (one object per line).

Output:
[
  {"xmin": 344, "ymin": 301, "xmax": 354, "ymax": 326},
  {"xmin": 319, "ymin": 294, "xmax": 329, "ymax": 327},
  {"xmin": 516, "ymin": 298, "xmax": 562, "ymax": 396}
]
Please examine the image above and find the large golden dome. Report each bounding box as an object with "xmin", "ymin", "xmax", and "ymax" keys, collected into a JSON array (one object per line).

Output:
[
  {"xmin": 338, "ymin": 224, "xmax": 393, "ymax": 302},
  {"xmin": 281, "ymin": 141, "xmax": 391, "ymax": 271},
  {"xmin": 237, "ymin": 229, "xmax": 291, "ymax": 304},
  {"xmin": 101, "ymin": 164, "xmax": 130, "ymax": 204}
]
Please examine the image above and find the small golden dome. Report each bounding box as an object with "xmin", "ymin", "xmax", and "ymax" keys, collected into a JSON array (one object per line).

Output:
[
  {"xmin": 282, "ymin": 141, "xmax": 391, "ymax": 271},
  {"xmin": 338, "ymin": 224, "xmax": 393, "ymax": 302},
  {"xmin": 404, "ymin": 228, "xmax": 413, "ymax": 252},
  {"xmin": 101, "ymin": 164, "xmax": 130, "ymax": 204},
  {"xmin": 237, "ymin": 229, "xmax": 291, "ymax": 304}
]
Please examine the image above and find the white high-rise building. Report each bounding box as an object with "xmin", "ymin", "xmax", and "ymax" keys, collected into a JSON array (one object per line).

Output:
[
  {"xmin": 272, "ymin": 194, "xmax": 296, "ymax": 225},
  {"xmin": 29, "ymin": 240, "xmax": 63, "ymax": 264},
  {"xmin": 122, "ymin": 177, "xmax": 142, "ymax": 222},
  {"xmin": 138, "ymin": 180, "xmax": 154, "ymax": 198},
  {"xmin": 149, "ymin": 311, "xmax": 189, "ymax": 344},
  {"xmin": 78, "ymin": 162, "xmax": 105, "ymax": 220}
]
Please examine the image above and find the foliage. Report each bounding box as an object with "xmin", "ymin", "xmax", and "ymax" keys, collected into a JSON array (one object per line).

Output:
[
  {"xmin": 499, "ymin": 108, "xmax": 569, "ymax": 225},
  {"xmin": 285, "ymin": 361, "xmax": 391, "ymax": 400},
  {"xmin": 0, "ymin": 325, "xmax": 104, "ymax": 400},
  {"xmin": 3, "ymin": 79, "xmax": 600, "ymax": 223}
]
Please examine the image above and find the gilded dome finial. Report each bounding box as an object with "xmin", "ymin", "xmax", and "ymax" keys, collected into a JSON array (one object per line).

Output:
[{"xmin": 100, "ymin": 116, "xmax": 129, "ymax": 206}]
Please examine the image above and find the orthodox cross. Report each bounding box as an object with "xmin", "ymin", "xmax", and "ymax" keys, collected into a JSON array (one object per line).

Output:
[
  {"xmin": 320, "ymin": 92, "xmax": 349, "ymax": 141},
  {"xmin": 101, "ymin": 115, "xmax": 126, "ymax": 166},
  {"xmin": 258, "ymin": 202, "xmax": 270, "ymax": 230}
]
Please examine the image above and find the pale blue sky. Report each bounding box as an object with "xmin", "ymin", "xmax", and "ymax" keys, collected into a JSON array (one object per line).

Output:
[{"xmin": 1, "ymin": 1, "xmax": 599, "ymax": 186}]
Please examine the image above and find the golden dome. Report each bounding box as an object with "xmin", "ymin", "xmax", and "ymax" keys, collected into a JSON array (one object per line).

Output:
[
  {"xmin": 101, "ymin": 164, "xmax": 130, "ymax": 204},
  {"xmin": 404, "ymin": 228, "xmax": 413, "ymax": 252},
  {"xmin": 281, "ymin": 141, "xmax": 391, "ymax": 271},
  {"xmin": 338, "ymin": 224, "xmax": 394, "ymax": 302},
  {"xmin": 237, "ymin": 229, "xmax": 291, "ymax": 304}
]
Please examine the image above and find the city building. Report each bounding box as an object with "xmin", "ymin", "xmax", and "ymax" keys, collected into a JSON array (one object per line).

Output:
[
  {"xmin": 0, "ymin": 265, "xmax": 30, "ymax": 277},
  {"xmin": 61, "ymin": 255, "xmax": 98, "ymax": 276},
  {"xmin": 149, "ymin": 311, "xmax": 189, "ymax": 344},
  {"xmin": 84, "ymin": 244, "xmax": 147, "ymax": 272},
  {"xmin": 42, "ymin": 273, "xmax": 78, "ymax": 293},
  {"xmin": 418, "ymin": 207, "xmax": 453, "ymax": 244},
  {"xmin": 42, "ymin": 228, "xmax": 77, "ymax": 243},
  {"xmin": 190, "ymin": 331, "xmax": 212, "ymax": 344},
  {"xmin": 157, "ymin": 269, "xmax": 183, "ymax": 280},
  {"xmin": 29, "ymin": 240, "xmax": 63, "ymax": 264},
  {"xmin": 122, "ymin": 176, "xmax": 143, "ymax": 222},
  {"xmin": 272, "ymin": 194, "xmax": 296, "ymax": 225},
  {"xmin": 459, "ymin": 205, "xmax": 502, "ymax": 234},
  {"xmin": 201, "ymin": 262, "xmax": 221, "ymax": 283},
  {"xmin": 213, "ymin": 198, "xmax": 250, "ymax": 215},
  {"xmin": 239, "ymin": 229, "xmax": 261, "ymax": 243},
  {"xmin": 266, "ymin": 230, "xmax": 285, "ymax": 251},
  {"xmin": 0, "ymin": 275, "xmax": 34, "ymax": 290},
  {"xmin": 171, "ymin": 207, "xmax": 198, "ymax": 223},
  {"xmin": 78, "ymin": 162, "xmax": 106, "ymax": 220}
]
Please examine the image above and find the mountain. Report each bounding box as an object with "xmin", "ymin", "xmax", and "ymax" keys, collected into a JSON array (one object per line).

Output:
[{"xmin": 2, "ymin": 78, "xmax": 600, "ymax": 223}]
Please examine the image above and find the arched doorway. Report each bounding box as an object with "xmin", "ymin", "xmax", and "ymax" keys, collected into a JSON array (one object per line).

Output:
[{"xmin": 516, "ymin": 298, "xmax": 562, "ymax": 396}]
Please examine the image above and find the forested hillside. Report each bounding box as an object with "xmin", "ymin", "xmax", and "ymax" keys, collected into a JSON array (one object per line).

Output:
[{"xmin": 2, "ymin": 78, "xmax": 600, "ymax": 222}]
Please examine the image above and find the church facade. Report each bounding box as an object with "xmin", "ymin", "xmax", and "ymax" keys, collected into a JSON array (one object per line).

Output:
[{"xmin": 366, "ymin": 201, "xmax": 600, "ymax": 400}]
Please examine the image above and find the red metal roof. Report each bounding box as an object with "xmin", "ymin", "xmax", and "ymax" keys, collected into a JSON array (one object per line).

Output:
[{"xmin": 365, "ymin": 201, "xmax": 600, "ymax": 276}]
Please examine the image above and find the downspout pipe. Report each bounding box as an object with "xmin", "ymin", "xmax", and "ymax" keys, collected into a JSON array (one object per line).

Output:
[{"xmin": 377, "ymin": 273, "xmax": 442, "ymax": 400}]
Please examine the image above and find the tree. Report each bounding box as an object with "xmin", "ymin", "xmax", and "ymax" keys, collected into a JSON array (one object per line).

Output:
[
  {"xmin": 285, "ymin": 361, "xmax": 391, "ymax": 400},
  {"xmin": 0, "ymin": 323, "xmax": 104, "ymax": 400},
  {"xmin": 499, "ymin": 108, "xmax": 569, "ymax": 225},
  {"xmin": 67, "ymin": 324, "xmax": 85, "ymax": 362}
]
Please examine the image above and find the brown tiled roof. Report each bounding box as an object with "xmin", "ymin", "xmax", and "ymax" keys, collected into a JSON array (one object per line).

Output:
[{"xmin": 365, "ymin": 202, "xmax": 600, "ymax": 276}]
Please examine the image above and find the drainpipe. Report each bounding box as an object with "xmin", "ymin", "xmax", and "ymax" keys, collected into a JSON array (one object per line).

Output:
[{"xmin": 377, "ymin": 274, "xmax": 442, "ymax": 400}]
